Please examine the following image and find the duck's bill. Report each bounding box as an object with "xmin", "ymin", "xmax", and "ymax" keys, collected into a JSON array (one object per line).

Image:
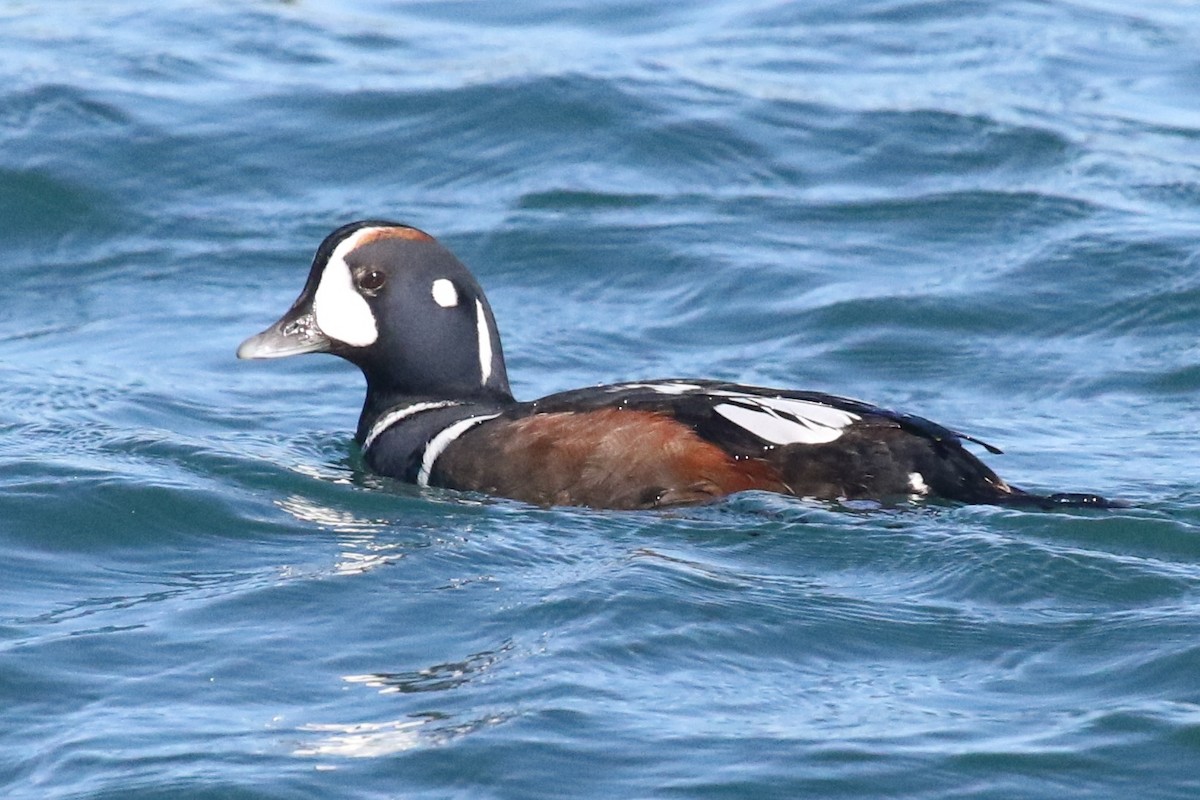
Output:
[{"xmin": 237, "ymin": 311, "xmax": 331, "ymax": 359}]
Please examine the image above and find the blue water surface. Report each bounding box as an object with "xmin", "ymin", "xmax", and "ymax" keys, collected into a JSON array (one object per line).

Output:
[{"xmin": 2, "ymin": 1, "xmax": 1199, "ymax": 798}]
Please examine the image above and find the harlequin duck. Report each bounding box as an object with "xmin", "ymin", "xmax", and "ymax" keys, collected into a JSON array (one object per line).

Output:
[{"xmin": 238, "ymin": 220, "xmax": 1116, "ymax": 510}]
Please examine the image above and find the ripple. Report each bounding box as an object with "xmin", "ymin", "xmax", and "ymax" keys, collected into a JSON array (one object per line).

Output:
[
  {"xmin": 344, "ymin": 640, "xmax": 513, "ymax": 695},
  {"xmin": 3, "ymin": 1, "xmax": 1200, "ymax": 798}
]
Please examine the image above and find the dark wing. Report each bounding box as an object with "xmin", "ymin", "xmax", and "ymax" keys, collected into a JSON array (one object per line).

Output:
[
  {"xmin": 491, "ymin": 380, "xmax": 1114, "ymax": 508},
  {"xmin": 524, "ymin": 379, "xmax": 1002, "ymax": 456}
]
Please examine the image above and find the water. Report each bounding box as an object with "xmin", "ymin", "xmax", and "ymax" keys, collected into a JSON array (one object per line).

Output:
[{"xmin": 2, "ymin": 1, "xmax": 1199, "ymax": 797}]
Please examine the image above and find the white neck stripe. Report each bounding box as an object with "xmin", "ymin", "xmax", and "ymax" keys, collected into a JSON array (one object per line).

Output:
[
  {"xmin": 417, "ymin": 413, "xmax": 501, "ymax": 487},
  {"xmin": 362, "ymin": 401, "xmax": 461, "ymax": 451},
  {"xmin": 475, "ymin": 299, "xmax": 493, "ymax": 385}
]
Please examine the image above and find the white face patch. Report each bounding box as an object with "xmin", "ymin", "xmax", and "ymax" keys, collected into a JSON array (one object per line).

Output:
[
  {"xmin": 431, "ymin": 278, "xmax": 459, "ymax": 308},
  {"xmin": 712, "ymin": 394, "xmax": 859, "ymax": 445},
  {"xmin": 475, "ymin": 299, "xmax": 493, "ymax": 385},
  {"xmin": 908, "ymin": 472, "xmax": 930, "ymax": 495},
  {"xmin": 312, "ymin": 227, "xmax": 381, "ymax": 348}
]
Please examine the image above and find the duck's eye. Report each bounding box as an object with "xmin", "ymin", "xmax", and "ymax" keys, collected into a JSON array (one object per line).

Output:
[{"xmin": 357, "ymin": 269, "xmax": 386, "ymax": 293}]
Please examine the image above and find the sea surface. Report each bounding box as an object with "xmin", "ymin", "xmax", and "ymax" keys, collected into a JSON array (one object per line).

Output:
[{"xmin": 2, "ymin": 1, "xmax": 1199, "ymax": 798}]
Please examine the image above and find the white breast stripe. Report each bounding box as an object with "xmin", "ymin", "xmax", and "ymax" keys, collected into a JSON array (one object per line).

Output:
[
  {"xmin": 713, "ymin": 395, "xmax": 859, "ymax": 445},
  {"xmin": 475, "ymin": 299, "xmax": 493, "ymax": 385},
  {"xmin": 417, "ymin": 414, "xmax": 501, "ymax": 487},
  {"xmin": 363, "ymin": 401, "xmax": 461, "ymax": 451}
]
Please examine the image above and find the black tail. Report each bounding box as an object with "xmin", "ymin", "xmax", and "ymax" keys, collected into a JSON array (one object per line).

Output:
[
  {"xmin": 917, "ymin": 437, "xmax": 1125, "ymax": 509},
  {"xmin": 996, "ymin": 489, "xmax": 1128, "ymax": 509}
]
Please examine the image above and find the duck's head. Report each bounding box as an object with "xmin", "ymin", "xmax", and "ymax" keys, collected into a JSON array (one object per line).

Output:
[{"xmin": 238, "ymin": 220, "xmax": 512, "ymax": 402}]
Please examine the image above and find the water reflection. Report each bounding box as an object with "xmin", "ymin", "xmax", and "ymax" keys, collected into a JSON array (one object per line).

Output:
[
  {"xmin": 343, "ymin": 641, "xmax": 512, "ymax": 695},
  {"xmin": 293, "ymin": 718, "xmax": 426, "ymax": 757},
  {"xmin": 276, "ymin": 495, "xmax": 384, "ymax": 533},
  {"xmin": 276, "ymin": 494, "xmax": 403, "ymax": 574},
  {"xmin": 294, "ymin": 710, "xmax": 509, "ymax": 758}
]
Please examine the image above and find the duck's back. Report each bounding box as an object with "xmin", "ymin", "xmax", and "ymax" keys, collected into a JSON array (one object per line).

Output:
[{"xmin": 426, "ymin": 380, "xmax": 1015, "ymax": 509}]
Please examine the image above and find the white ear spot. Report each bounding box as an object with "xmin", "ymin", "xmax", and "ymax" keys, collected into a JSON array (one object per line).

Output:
[
  {"xmin": 431, "ymin": 278, "xmax": 459, "ymax": 308},
  {"xmin": 312, "ymin": 228, "xmax": 380, "ymax": 347}
]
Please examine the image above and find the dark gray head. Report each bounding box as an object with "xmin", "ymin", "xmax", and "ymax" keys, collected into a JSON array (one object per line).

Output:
[{"xmin": 238, "ymin": 220, "xmax": 513, "ymax": 403}]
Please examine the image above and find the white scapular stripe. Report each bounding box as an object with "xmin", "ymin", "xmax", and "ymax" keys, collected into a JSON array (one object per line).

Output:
[
  {"xmin": 616, "ymin": 381, "xmax": 704, "ymax": 395},
  {"xmin": 475, "ymin": 299, "xmax": 493, "ymax": 385},
  {"xmin": 431, "ymin": 278, "xmax": 459, "ymax": 308},
  {"xmin": 417, "ymin": 414, "xmax": 501, "ymax": 487},
  {"xmin": 313, "ymin": 227, "xmax": 381, "ymax": 347},
  {"xmin": 362, "ymin": 401, "xmax": 461, "ymax": 451},
  {"xmin": 713, "ymin": 395, "xmax": 859, "ymax": 445}
]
